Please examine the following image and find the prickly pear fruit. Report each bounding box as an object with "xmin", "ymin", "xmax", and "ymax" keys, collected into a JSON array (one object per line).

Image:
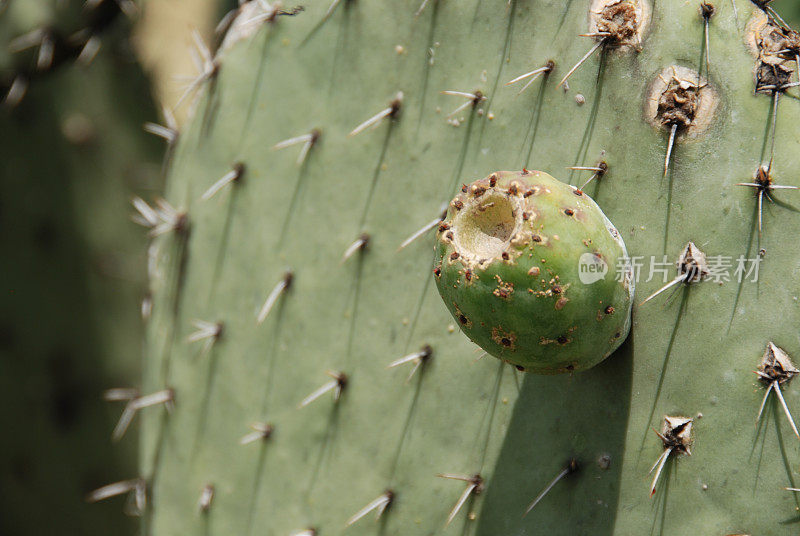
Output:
[{"xmin": 434, "ymin": 170, "xmax": 633, "ymax": 373}]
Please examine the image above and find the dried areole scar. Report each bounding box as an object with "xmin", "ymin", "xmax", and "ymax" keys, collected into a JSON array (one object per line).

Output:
[
  {"xmin": 640, "ymin": 241, "xmax": 709, "ymax": 305},
  {"xmin": 649, "ymin": 416, "xmax": 693, "ymax": 497},
  {"xmin": 644, "ymin": 66, "xmax": 718, "ymax": 178},
  {"xmin": 745, "ymin": 10, "xmax": 800, "ymax": 88},
  {"xmin": 433, "ymin": 171, "xmax": 633, "ymax": 374},
  {"xmin": 558, "ymin": 0, "xmax": 652, "ymax": 88},
  {"xmin": 755, "ymin": 342, "xmax": 800, "ymax": 440}
]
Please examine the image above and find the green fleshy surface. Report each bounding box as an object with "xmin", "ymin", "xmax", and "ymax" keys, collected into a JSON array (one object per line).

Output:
[{"xmin": 435, "ymin": 170, "xmax": 631, "ymax": 373}]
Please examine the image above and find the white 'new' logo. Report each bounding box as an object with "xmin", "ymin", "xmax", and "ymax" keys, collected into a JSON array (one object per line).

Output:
[{"xmin": 578, "ymin": 253, "xmax": 608, "ymax": 284}]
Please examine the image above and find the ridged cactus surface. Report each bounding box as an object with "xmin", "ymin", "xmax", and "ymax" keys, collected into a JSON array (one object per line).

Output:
[
  {"xmin": 140, "ymin": 1, "xmax": 800, "ymax": 534},
  {"xmin": 0, "ymin": 1, "xmax": 160, "ymax": 534}
]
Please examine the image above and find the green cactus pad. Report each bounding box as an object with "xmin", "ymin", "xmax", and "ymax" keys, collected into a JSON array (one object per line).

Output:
[
  {"xmin": 434, "ymin": 170, "xmax": 632, "ymax": 373},
  {"xmin": 139, "ymin": 1, "xmax": 800, "ymax": 534}
]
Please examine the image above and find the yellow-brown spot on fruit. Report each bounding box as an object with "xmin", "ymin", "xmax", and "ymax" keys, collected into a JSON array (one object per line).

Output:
[
  {"xmin": 471, "ymin": 185, "xmax": 487, "ymax": 197},
  {"xmin": 540, "ymin": 335, "xmax": 573, "ymax": 346},
  {"xmin": 492, "ymin": 327, "xmax": 517, "ymax": 350},
  {"xmin": 453, "ymin": 303, "xmax": 473, "ymax": 329},
  {"xmin": 493, "ymin": 275, "xmax": 514, "ymax": 300}
]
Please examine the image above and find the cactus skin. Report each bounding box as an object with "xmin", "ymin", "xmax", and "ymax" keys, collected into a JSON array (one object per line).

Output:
[
  {"xmin": 140, "ymin": 1, "xmax": 800, "ymax": 535},
  {"xmin": 0, "ymin": 2, "xmax": 161, "ymax": 534},
  {"xmin": 434, "ymin": 170, "xmax": 632, "ymax": 373}
]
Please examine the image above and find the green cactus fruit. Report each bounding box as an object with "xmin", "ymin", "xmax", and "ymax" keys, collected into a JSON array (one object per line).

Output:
[{"xmin": 434, "ymin": 170, "xmax": 632, "ymax": 373}]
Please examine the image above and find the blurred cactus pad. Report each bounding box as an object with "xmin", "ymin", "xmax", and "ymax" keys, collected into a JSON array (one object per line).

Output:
[
  {"xmin": 139, "ymin": 1, "xmax": 800, "ymax": 535},
  {"xmin": 0, "ymin": 1, "xmax": 160, "ymax": 535}
]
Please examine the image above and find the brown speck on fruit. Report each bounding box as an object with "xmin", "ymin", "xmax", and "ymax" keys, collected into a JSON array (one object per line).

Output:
[
  {"xmin": 528, "ymin": 266, "xmax": 540, "ymax": 277},
  {"xmin": 461, "ymin": 184, "xmax": 468, "ymax": 193},
  {"xmin": 491, "ymin": 327, "xmax": 517, "ymax": 350},
  {"xmin": 515, "ymin": 365, "xmax": 525, "ymax": 372},
  {"xmin": 446, "ymin": 231, "xmax": 454, "ymax": 241},
  {"xmin": 540, "ymin": 335, "xmax": 572, "ymax": 346},
  {"xmin": 564, "ymin": 208, "xmax": 574, "ymax": 216},
  {"xmin": 453, "ymin": 303, "xmax": 473, "ymax": 328},
  {"xmin": 523, "ymin": 189, "xmax": 534, "ymax": 198},
  {"xmin": 489, "ymin": 174, "xmax": 498, "ymax": 187},
  {"xmin": 493, "ymin": 276, "xmax": 514, "ymax": 300},
  {"xmin": 471, "ymin": 185, "xmax": 486, "ymax": 197},
  {"xmin": 438, "ymin": 222, "xmax": 450, "ymax": 232},
  {"xmin": 453, "ymin": 199, "xmax": 464, "ymax": 210},
  {"xmin": 605, "ymin": 305, "xmax": 615, "ymax": 314},
  {"xmin": 450, "ymin": 252, "xmax": 460, "ymax": 261},
  {"xmin": 555, "ymin": 297, "xmax": 569, "ymax": 310},
  {"xmin": 433, "ymin": 264, "xmax": 442, "ymax": 278},
  {"xmin": 501, "ymin": 252, "xmax": 510, "ymax": 261},
  {"xmin": 507, "ymin": 183, "xmax": 520, "ymax": 196}
]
